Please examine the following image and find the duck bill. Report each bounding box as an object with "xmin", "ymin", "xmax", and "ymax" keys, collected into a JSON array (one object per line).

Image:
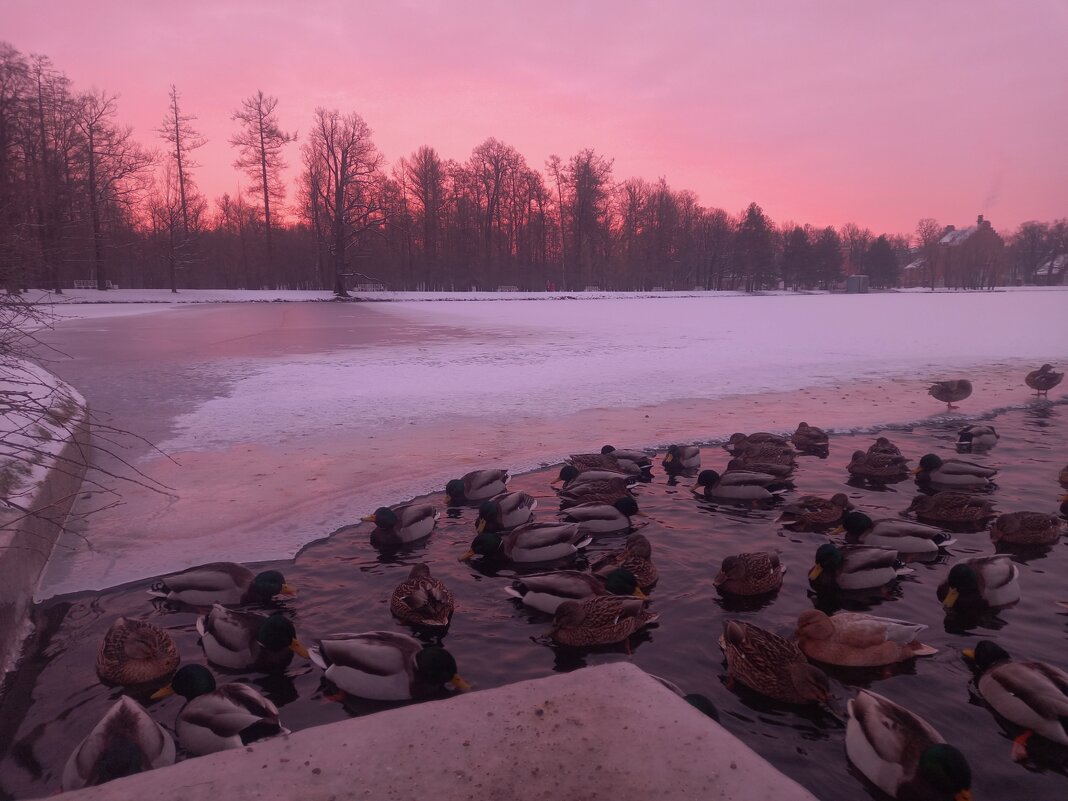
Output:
[
  {"xmin": 458, "ymin": 549, "xmax": 475, "ymax": 562},
  {"xmin": 1060, "ymin": 493, "xmax": 1068, "ymax": 503},
  {"xmin": 634, "ymin": 587, "xmax": 649, "ymax": 600},
  {"xmin": 664, "ymin": 454, "xmax": 675, "ymax": 464},
  {"xmin": 280, "ymin": 583, "xmax": 298, "ymax": 597},
  {"xmin": 712, "ymin": 572, "xmax": 726, "ymax": 587},
  {"xmin": 954, "ymin": 791, "xmax": 972, "ymax": 801},
  {"xmin": 807, "ymin": 565, "xmax": 824, "ymax": 581},
  {"xmin": 475, "ymin": 519, "xmax": 487, "ymax": 533},
  {"xmin": 361, "ymin": 514, "xmax": 376, "ymax": 522},
  {"xmin": 943, "ymin": 588, "xmax": 960, "ymax": 608},
  {"xmin": 448, "ymin": 673, "xmax": 472, "ymax": 692},
  {"xmin": 911, "ymin": 466, "xmax": 922, "ymax": 476},
  {"xmin": 290, "ymin": 639, "xmax": 311, "ymax": 659},
  {"xmin": 149, "ymin": 684, "xmax": 175, "ymax": 700},
  {"xmin": 549, "ymin": 478, "xmax": 562, "ymax": 487},
  {"xmin": 962, "ymin": 648, "xmax": 976, "ymax": 660},
  {"xmin": 829, "ymin": 525, "xmax": 845, "ymax": 535}
]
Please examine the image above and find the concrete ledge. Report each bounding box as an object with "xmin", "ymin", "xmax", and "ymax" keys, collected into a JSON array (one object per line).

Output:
[
  {"xmin": 53, "ymin": 662, "xmax": 819, "ymax": 801},
  {"xmin": 0, "ymin": 403, "xmax": 90, "ymax": 678}
]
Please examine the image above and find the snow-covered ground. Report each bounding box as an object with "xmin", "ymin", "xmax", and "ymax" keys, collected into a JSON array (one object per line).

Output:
[{"xmin": 21, "ymin": 287, "xmax": 1068, "ymax": 596}]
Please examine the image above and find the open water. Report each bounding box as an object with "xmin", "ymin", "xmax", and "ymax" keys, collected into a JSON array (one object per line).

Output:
[{"xmin": 1, "ymin": 404, "xmax": 1067, "ymax": 800}]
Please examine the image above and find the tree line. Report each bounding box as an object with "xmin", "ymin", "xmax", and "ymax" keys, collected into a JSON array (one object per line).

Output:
[{"xmin": 1, "ymin": 43, "xmax": 1065, "ymax": 296}]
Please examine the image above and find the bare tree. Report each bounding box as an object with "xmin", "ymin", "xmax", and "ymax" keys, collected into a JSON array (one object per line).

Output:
[
  {"xmin": 302, "ymin": 108, "xmax": 385, "ymax": 296},
  {"xmin": 914, "ymin": 217, "xmax": 942, "ymax": 289},
  {"xmin": 405, "ymin": 145, "xmax": 444, "ymax": 287},
  {"xmin": 230, "ymin": 90, "xmax": 295, "ymax": 269},
  {"xmin": 157, "ymin": 86, "xmax": 205, "ymax": 238}
]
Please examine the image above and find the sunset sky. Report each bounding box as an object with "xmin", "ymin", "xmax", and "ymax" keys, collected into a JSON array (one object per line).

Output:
[{"xmin": 6, "ymin": 0, "xmax": 1066, "ymax": 235}]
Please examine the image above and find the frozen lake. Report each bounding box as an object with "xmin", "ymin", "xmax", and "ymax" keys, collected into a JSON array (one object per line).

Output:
[{"xmin": 29, "ymin": 290, "xmax": 1068, "ymax": 596}]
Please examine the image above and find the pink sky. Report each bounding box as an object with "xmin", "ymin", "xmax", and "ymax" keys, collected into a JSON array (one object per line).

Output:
[{"xmin": 6, "ymin": 0, "xmax": 1067, "ymax": 235}]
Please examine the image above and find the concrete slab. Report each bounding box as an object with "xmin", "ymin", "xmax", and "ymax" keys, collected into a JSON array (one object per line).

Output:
[{"xmin": 49, "ymin": 662, "xmax": 819, "ymax": 801}]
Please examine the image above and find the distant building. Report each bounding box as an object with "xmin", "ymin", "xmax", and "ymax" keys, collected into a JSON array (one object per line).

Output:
[
  {"xmin": 933, "ymin": 215, "xmax": 1004, "ymax": 288},
  {"xmin": 1035, "ymin": 253, "xmax": 1068, "ymax": 285},
  {"xmin": 902, "ymin": 255, "xmax": 929, "ymax": 288}
]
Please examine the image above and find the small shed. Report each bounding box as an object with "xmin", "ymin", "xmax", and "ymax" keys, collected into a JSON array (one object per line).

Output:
[{"xmin": 846, "ymin": 275, "xmax": 870, "ymax": 294}]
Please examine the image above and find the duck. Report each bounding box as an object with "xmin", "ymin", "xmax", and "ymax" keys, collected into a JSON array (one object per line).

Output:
[
  {"xmin": 713, "ymin": 552, "xmax": 785, "ymax": 596},
  {"xmin": 147, "ymin": 562, "xmax": 295, "ymax": 606},
  {"xmin": 589, "ymin": 533, "xmax": 658, "ymax": 591},
  {"xmin": 551, "ymin": 464, "xmax": 635, "ymax": 488},
  {"xmin": 1025, "ymin": 363, "xmax": 1064, "ymax": 398},
  {"xmin": 691, "ymin": 469, "xmax": 783, "ymax": 504},
  {"xmin": 556, "ymin": 496, "xmax": 643, "ymax": 534},
  {"xmin": 196, "ymin": 605, "xmax": 309, "ymax": 672},
  {"xmin": 777, "ymin": 493, "xmax": 853, "ymax": 531},
  {"xmin": 662, "ymin": 444, "xmax": 701, "ymax": 471},
  {"xmin": 725, "ymin": 456, "xmax": 794, "ymax": 478},
  {"xmin": 718, "ymin": 619, "xmax": 830, "ymax": 705},
  {"xmin": 937, "ymin": 555, "xmax": 1020, "ymax": 611},
  {"xmin": 567, "ymin": 452, "xmax": 643, "ymax": 476},
  {"xmin": 791, "ymin": 422, "xmax": 829, "ymax": 453},
  {"xmin": 808, "ymin": 543, "xmax": 910, "ymax": 591},
  {"xmin": 956, "ymin": 424, "xmax": 999, "ymax": 451},
  {"xmin": 727, "ymin": 443, "xmax": 797, "ymax": 466},
  {"xmin": 309, "ymin": 631, "xmax": 469, "ymax": 701},
  {"xmin": 557, "ymin": 477, "xmax": 633, "ymax": 509},
  {"xmin": 599, "ymin": 445, "xmax": 653, "ymax": 470},
  {"xmin": 963, "ymin": 640, "xmax": 1068, "ymax": 760},
  {"xmin": 461, "ymin": 521, "xmax": 591, "ymax": 563},
  {"xmin": 867, "ymin": 436, "xmax": 904, "ymax": 458},
  {"xmin": 61, "ymin": 696, "xmax": 175, "ymax": 791},
  {"xmin": 928, "ymin": 379, "xmax": 972, "ymax": 410},
  {"xmin": 474, "ymin": 492, "xmax": 537, "ymax": 533},
  {"xmin": 989, "ymin": 511, "xmax": 1064, "ymax": 546},
  {"xmin": 846, "ymin": 689, "xmax": 972, "ymax": 800},
  {"xmin": 1060, "ymin": 463, "xmax": 1068, "ymax": 489},
  {"xmin": 389, "ymin": 563, "xmax": 455, "ymax": 627},
  {"xmin": 914, "ymin": 454, "xmax": 997, "ymax": 489},
  {"xmin": 794, "ymin": 610, "xmax": 937, "ymax": 666},
  {"xmin": 906, "ymin": 491, "xmax": 996, "ymax": 527},
  {"xmin": 96, "ymin": 617, "xmax": 180, "ymax": 687},
  {"xmin": 505, "ymin": 568, "xmax": 645, "ymax": 615},
  {"xmin": 847, "ymin": 449, "xmax": 910, "ymax": 483},
  {"xmin": 839, "ymin": 511, "xmax": 956, "ymax": 554},
  {"xmin": 725, "ymin": 432, "xmax": 791, "ymax": 454},
  {"xmin": 445, "ymin": 469, "xmax": 509, "ymax": 505},
  {"xmin": 550, "ymin": 595, "xmax": 659, "ymax": 647},
  {"xmin": 150, "ymin": 664, "xmax": 286, "ymax": 755},
  {"xmin": 364, "ymin": 504, "xmax": 440, "ymax": 546}
]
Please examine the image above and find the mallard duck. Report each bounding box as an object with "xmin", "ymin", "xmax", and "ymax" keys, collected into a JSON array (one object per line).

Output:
[
  {"xmin": 1059, "ymin": 463, "xmax": 1068, "ymax": 489},
  {"xmin": 906, "ymin": 491, "xmax": 996, "ymax": 527},
  {"xmin": 808, "ymin": 543, "xmax": 910, "ymax": 591},
  {"xmin": 956, "ymin": 424, "xmax": 999, "ymax": 451},
  {"xmin": 600, "ymin": 445, "xmax": 653, "ymax": 470},
  {"xmin": 389, "ymin": 563, "xmax": 455, "ymax": 627},
  {"xmin": 364, "ymin": 504, "xmax": 440, "ymax": 546},
  {"xmin": 839, "ymin": 511, "xmax": 955, "ymax": 554},
  {"xmin": 847, "ymin": 449, "xmax": 909, "ymax": 483},
  {"xmin": 590, "ymin": 533, "xmax": 658, "ymax": 590},
  {"xmin": 791, "ymin": 422, "xmax": 829, "ymax": 453},
  {"xmin": 567, "ymin": 452, "xmax": 643, "ymax": 475},
  {"xmin": 61, "ymin": 696, "xmax": 175, "ymax": 791},
  {"xmin": 150, "ymin": 664, "xmax": 285, "ymax": 755},
  {"xmin": 726, "ymin": 456, "xmax": 794, "ymax": 478},
  {"xmin": 196, "ymin": 605, "xmax": 309, "ymax": 671},
  {"xmin": 914, "ymin": 454, "xmax": 997, "ymax": 489},
  {"xmin": 96, "ymin": 617, "xmax": 179, "ymax": 687},
  {"xmin": 777, "ymin": 493, "xmax": 853, "ymax": 531},
  {"xmin": 552, "ymin": 464, "xmax": 635, "ymax": 488},
  {"xmin": 557, "ymin": 477, "xmax": 633, "ymax": 509},
  {"xmin": 725, "ymin": 432, "xmax": 791, "ymax": 454},
  {"xmin": 550, "ymin": 595, "xmax": 658, "ymax": 646},
  {"xmin": 445, "ymin": 469, "xmax": 509, "ymax": 505},
  {"xmin": 795, "ymin": 610, "xmax": 937, "ymax": 666},
  {"xmin": 846, "ymin": 689, "xmax": 971, "ymax": 800},
  {"xmin": 662, "ymin": 444, "xmax": 701, "ymax": 471},
  {"xmin": 1025, "ymin": 363, "xmax": 1064, "ymax": 398},
  {"xmin": 989, "ymin": 511, "xmax": 1064, "ymax": 546},
  {"xmin": 963, "ymin": 640, "xmax": 1068, "ymax": 760},
  {"xmin": 928, "ymin": 379, "xmax": 972, "ymax": 410},
  {"xmin": 557, "ymin": 496, "xmax": 642, "ymax": 534},
  {"xmin": 868, "ymin": 436, "xmax": 904, "ymax": 458},
  {"xmin": 936, "ymin": 555, "xmax": 1020, "ymax": 611},
  {"xmin": 718, "ymin": 619, "xmax": 830, "ymax": 705},
  {"xmin": 713, "ymin": 552, "xmax": 785, "ymax": 596},
  {"xmin": 727, "ymin": 443, "xmax": 797, "ymax": 466},
  {"xmin": 691, "ymin": 469, "xmax": 782, "ymax": 504},
  {"xmin": 309, "ymin": 631, "xmax": 468, "ymax": 700},
  {"xmin": 461, "ymin": 521, "xmax": 591, "ymax": 563},
  {"xmin": 147, "ymin": 562, "xmax": 295, "ymax": 606},
  {"xmin": 474, "ymin": 492, "xmax": 537, "ymax": 533},
  {"xmin": 505, "ymin": 568, "xmax": 644, "ymax": 615}
]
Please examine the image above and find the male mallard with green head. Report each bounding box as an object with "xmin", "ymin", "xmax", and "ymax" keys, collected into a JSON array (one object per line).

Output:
[
  {"xmin": 936, "ymin": 555, "xmax": 1020, "ymax": 612},
  {"xmin": 364, "ymin": 504, "xmax": 440, "ymax": 546},
  {"xmin": 445, "ymin": 469, "xmax": 509, "ymax": 505},
  {"xmin": 474, "ymin": 492, "xmax": 537, "ymax": 532},
  {"xmin": 914, "ymin": 454, "xmax": 997, "ymax": 489},
  {"xmin": 505, "ymin": 568, "xmax": 644, "ymax": 615},
  {"xmin": 197, "ymin": 605, "xmax": 309, "ymax": 672},
  {"xmin": 148, "ymin": 562, "xmax": 295, "ymax": 606},
  {"xmin": 461, "ymin": 521, "xmax": 591, "ymax": 563},
  {"xmin": 839, "ymin": 511, "xmax": 955, "ymax": 554}
]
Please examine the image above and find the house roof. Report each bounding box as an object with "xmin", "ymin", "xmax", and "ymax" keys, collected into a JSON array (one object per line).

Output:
[
  {"xmin": 1035, "ymin": 253, "xmax": 1068, "ymax": 276},
  {"xmin": 903, "ymin": 256, "xmax": 928, "ymax": 271},
  {"xmin": 940, "ymin": 226, "xmax": 978, "ymax": 246}
]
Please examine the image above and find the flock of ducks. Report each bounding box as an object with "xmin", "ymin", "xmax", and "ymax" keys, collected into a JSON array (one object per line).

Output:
[{"xmin": 57, "ymin": 368, "xmax": 1068, "ymax": 800}]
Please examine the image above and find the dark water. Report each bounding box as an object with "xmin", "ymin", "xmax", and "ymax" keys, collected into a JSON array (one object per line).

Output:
[{"xmin": 2, "ymin": 405, "xmax": 1067, "ymax": 800}]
